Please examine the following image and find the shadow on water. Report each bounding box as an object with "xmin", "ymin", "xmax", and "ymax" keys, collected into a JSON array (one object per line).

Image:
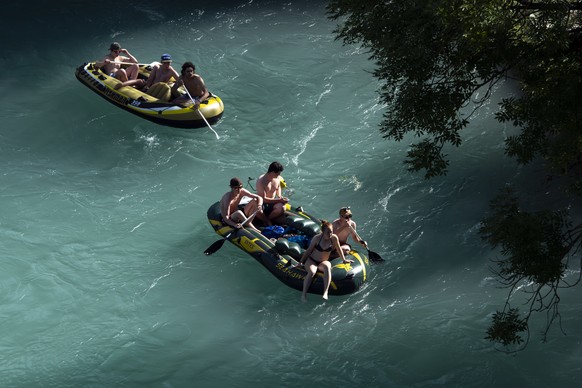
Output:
[{"xmin": 326, "ymin": 127, "xmax": 561, "ymax": 303}]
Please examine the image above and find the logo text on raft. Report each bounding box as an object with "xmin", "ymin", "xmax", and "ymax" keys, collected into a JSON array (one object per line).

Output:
[{"xmin": 276, "ymin": 262, "xmax": 304, "ymax": 280}]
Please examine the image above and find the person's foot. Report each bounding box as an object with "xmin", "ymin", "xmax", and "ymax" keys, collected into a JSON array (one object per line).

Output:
[
  {"xmin": 322, "ymin": 291, "xmax": 328, "ymax": 300},
  {"xmin": 301, "ymin": 294, "xmax": 307, "ymax": 303},
  {"xmin": 114, "ymin": 83, "xmax": 123, "ymax": 90}
]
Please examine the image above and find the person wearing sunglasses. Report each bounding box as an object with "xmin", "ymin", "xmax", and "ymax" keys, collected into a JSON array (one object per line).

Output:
[
  {"xmin": 219, "ymin": 177, "xmax": 264, "ymax": 231},
  {"xmin": 97, "ymin": 42, "xmax": 141, "ymax": 84},
  {"xmin": 331, "ymin": 206, "xmax": 368, "ymax": 256}
]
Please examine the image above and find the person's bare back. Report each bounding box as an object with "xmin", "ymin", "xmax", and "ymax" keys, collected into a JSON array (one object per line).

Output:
[{"xmin": 256, "ymin": 173, "xmax": 280, "ymax": 199}]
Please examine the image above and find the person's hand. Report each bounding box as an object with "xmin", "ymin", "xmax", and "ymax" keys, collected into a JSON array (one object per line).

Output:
[
  {"xmin": 280, "ymin": 197, "xmax": 289, "ymax": 203},
  {"xmin": 235, "ymin": 223, "xmax": 242, "ymax": 229},
  {"xmin": 343, "ymin": 259, "xmax": 354, "ymax": 264}
]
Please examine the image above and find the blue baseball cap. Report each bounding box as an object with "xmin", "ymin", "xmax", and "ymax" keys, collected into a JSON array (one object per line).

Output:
[{"xmin": 161, "ymin": 54, "xmax": 172, "ymax": 62}]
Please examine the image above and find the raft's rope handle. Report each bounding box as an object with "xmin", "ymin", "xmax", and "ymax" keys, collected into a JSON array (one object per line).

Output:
[{"xmin": 246, "ymin": 177, "xmax": 256, "ymax": 191}]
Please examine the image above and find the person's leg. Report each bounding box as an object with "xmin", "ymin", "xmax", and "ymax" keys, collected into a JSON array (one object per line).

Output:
[
  {"xmin": 243, "ymin": 201, "xmax": 260, "ymax": 230},
  {"xmin": 172, "ymin": 95, "xmax": 194, "ymax": 107},
  {"xmin": 268, "ymin": 203, "xmax": 285, "ymax": 221},
  {"xmin": 114, "ymin": 79, "xmax": 145, "ymax": 90},
  {"xmin": 320, "ymin": 261, "xmax": 332, "ymax": 300},
  {"xmin": 301, "ymin": 260, "xmax": 317, "ymax": 302},
  {"xmin": 127, "ymin": 64, "xmax": 139, "ymax": 80},
  {"xmin": 341, "ymin": 244, "xmax": 351, "ymax": 255},
  {"xmin": 230, "ymin": 210, "xmax": 246, "ymax": 226},
  {"xmin": 253, "ymin": 202, "xmax": 271, "ymax": 226},
  {"xmin": 115, "ymin": 69, "xmax": 129, "ymax": 82}
]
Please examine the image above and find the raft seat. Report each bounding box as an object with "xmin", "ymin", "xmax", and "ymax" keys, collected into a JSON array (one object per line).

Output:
[
  {"xmin": 286, "ymin": 217, "xmax": 320, "ymax": 236},
  {"xmin": 275, "ymin": 238, "xmax": 303, "ymax": 260},
  {"xmin": 147, "ymin": 82, "xmax": 172, "ymax": 102}
]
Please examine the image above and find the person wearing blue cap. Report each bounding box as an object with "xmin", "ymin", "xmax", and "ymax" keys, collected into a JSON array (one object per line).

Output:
[
  {"xmin": 114, "ymin": 54, "xmax": 179, "ymax": 101},
  {"xmin": 143, "ymin": 54, "xmax": 179, "ymax": 90}
]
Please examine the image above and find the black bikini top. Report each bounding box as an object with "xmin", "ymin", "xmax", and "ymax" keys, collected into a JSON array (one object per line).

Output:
[{"xmin": 314, "ymin": 236, "xmax": 333, "ymax": 252}]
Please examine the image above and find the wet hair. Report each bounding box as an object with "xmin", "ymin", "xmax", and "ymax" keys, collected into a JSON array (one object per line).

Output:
[
  {"xmin": 110, "ymin": 42, "xmax": 121, "ymax": 51},
  {"xmin": 321, "ymin": 220, "xmax": 332, "ymax": 232},
  {"xmin": 267, "ymin": 161, "xmax": 284, "ymax": 174},
  {"xmin": 181, "ymin": 61, "xmax": 196, "ymax": 75}
]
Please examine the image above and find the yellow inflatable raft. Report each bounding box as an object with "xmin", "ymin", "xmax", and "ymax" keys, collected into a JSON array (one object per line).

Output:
[{"xmin": 75, "ymin": 62, "xmax": 224, "ymax": 129}]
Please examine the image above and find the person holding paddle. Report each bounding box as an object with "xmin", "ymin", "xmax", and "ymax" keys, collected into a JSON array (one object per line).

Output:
[
  {"xmin": 96, "ymin": 42, "xmax": 142, "ymax": 83},
  {"xmin": 331, "ymin": 207, "xmax": 368, "ymax": 256},
  {"xmin": 220, "ymin": 177, "xmax": 264, "ymax": 231},
  {"xmin": 171, "ymin": 62, "xmax": 209, "ymax": 108}
]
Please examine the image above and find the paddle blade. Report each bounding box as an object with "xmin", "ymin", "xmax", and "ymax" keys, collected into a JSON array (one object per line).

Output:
[
  {"xmin": 368, "ymin": 249, "xmax": 384, "ymax": 263},
  {"xmin": 204, "ymin": 238, "xmax": 227, "ymax": 255}
]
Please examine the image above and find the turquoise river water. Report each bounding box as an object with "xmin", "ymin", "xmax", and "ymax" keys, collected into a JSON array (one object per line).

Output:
[{"xmin": 1, "ymin": 1, "xmax": 581, "ymax": 387}]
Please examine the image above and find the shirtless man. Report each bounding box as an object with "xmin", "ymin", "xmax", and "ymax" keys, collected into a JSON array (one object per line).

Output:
[
  {"xmin": 96, "ymin": 42, "xmax": 141, "ymax": 83},
  {"xmin": 256, "ymin": 161, "xmax": 289, "ymax": 226},
  {"xmin": 171, "ymin": 62, "xmax": 209, "ymax": 108},
  {"xmin": 115, "ymin": 53, "xmax": 179, "ymax": 93},
  {"xmin": 220, "ymin": 177, "xmax": 264, "ymax": 230},
  {"xmin": 143, "ymin": 54, "xmax": 180, "ymax": 90},
  {"xmin": 331, "ymin": 207, "xmax": 368, "ymax": 255}
]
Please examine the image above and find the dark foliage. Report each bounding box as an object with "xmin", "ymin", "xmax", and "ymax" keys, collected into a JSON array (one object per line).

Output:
[{"xmin": 327, "ymin": 0, "xmax": 582, "ymax": 350}]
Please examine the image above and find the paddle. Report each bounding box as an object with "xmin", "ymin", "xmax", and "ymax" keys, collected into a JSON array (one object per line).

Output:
[
  {"xmin": 204, "ymin": 209, "xmax": 260, "ymax": 256},
  {"xmin": 348, "ymin": 224, "xmax": 384, "ymax": 262},
  {"xmin": 114, "ymin": 61, "xmax": 157, "ymax": 67},
  {"xmin": 183, "ymin": 85, "xmax": 220, "ymax": 139}
]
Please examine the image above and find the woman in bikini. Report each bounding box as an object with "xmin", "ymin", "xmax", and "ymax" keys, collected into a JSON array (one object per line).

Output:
[{"xmin": 297, "ymin": 220, "xmax": 353, "ymax": 302}]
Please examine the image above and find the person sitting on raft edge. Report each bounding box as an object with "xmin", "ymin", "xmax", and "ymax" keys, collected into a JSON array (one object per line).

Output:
[
  {"xmin": 295, "ymin": 220, "xmax": 353, "ymax": 302},
  {"xmin": 220, "ymin": 177, "xmax": 264, "ymax": 231},
  {"xmin": 171, "ymin": 62, "xmax": 209, "ymax": 108},
  {"xmin": 96, "ymin": 42, "xmax": 142, "ymax": 85},
  {"xmin": 256, "ymin": 161, "xmax": 289, "ymax": 226},
  {"xmin": 331, "ymin": 206, "xmax": 368, "ymax": 256}
]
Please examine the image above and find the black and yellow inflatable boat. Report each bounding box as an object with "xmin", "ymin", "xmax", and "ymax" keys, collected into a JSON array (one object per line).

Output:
[
  {"xmin": 206, "ymin": 202, "xmax": 370, "ymax": 296},
  {"xmin": 75, "ymin": 62, "xmax": 224, "ymax": 129}
]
